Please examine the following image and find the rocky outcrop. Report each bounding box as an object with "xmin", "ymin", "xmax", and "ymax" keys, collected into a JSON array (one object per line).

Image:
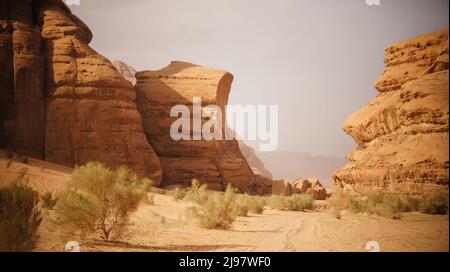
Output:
[
  {"xmin": 272, "ymin": 179, "xmax": 292, "ymax": 196},
  {"xmin": 292, "ymin": 178, "xmax": 327, "ymax": 200},
  {"xmin": 1, "ymin": 0, "xmax": 46, "ymax": 159},
  {"xmin": 334, "ymin": 28, "xmax": 449, "ymax": 196},
  {"xmin": 112, "ymin": 60, "xmax": 137, "ymax": 86},
  {"xmin": 0, "ymin": 0, "xmax": 162, "ymax": 184},
  {"xmin": 135, "ymin": 61, "xmax": 263, "ymax": 193}
]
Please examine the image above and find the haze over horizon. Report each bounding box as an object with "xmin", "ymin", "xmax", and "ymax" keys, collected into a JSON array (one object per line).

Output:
[{"xmin": 72, "ymin": 0, "xmax": 449, "ymax": 158}]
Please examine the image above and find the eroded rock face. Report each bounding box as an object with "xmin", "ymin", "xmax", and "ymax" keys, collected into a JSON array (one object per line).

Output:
[
  {"xmin": 334, "ymin": 28, "xmax": 449, "ymax": 196},
  {"xmin": 1, "ymin": 0, "xmax": 46, "ymax": 158},
  {"xmin": 0, "ymin": 0, "xmax": 162, "ymax": 184},
  {"xmin": 291, "ymin": 177, "xmax": 327, "ymax": 200},
  {"xmin": 135, "ymin": 61, "xmax": 260, "ymax": 193},
  {"xmin": 272, "ymin": 179, "xmax": 292, "ymax": 196}
]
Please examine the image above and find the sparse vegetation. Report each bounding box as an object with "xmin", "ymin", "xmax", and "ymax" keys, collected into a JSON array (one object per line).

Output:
[
  {"xmin": 266, "ymin": 194, "xmax": 316, "ymax": 211},
  {"xmin": 41, "ymin": 192, "xmax": 58, "ymax": 210},
  {"xmin": 327, "ymin": 191, "xmax": 449, "ymax": 219},
  {"xmin": 185, "ymin": 182, "xmax": 237, "ymax": 229},
  {"xmin": 419, "ymin": 192, "xmax": 449, "ymax": 215},
  {"xmin": 54, "ymin": 162, "xmax": 151, "ymax": 242},
  {"xmin": 0, "ymin": 169, "xmax": 42, "ymax": 252}
]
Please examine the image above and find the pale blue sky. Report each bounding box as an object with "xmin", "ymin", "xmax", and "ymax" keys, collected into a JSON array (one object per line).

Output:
[{"xmin": 72, "ymin": 0, "xmax": 449, "ymax": 157}]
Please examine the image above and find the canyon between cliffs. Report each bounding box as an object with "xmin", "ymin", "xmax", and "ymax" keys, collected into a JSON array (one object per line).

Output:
[{"xmin": 0, "ymin": 0, "xmax": 448, "ymax": 252}]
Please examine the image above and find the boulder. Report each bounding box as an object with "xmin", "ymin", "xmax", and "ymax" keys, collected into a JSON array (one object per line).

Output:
[{"xmin": 291, "ymin": 177, "xmax": 327, "ymax": 200}]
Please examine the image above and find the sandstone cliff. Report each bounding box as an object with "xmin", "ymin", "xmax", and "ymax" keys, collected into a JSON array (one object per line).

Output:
[
  {"xmin": 333, "ymin": 28, "xmax": 449, "ymax": 195},
  {"xmin": 0, "ymin": 0, "xmax": 162, "ymax": 184},
  {"xmin": 135, "ymin": 61, "xmax": 269, "ymax": 194}
]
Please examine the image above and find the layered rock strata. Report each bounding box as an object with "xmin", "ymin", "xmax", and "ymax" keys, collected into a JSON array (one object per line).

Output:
[
  {"xmin": 333, "ymin": 28, "xmax": 449, "ymax": 195},
  {"xmin": 0, "ymin": 0, "xmax": 162, "ymax": 184},
  {"xmin": 135, "ymin": 61, "xmax": 264, "ymax": 193}
]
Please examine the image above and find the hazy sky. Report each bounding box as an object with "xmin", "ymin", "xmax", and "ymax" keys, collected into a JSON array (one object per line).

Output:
[{"xmin": 71, "ymin": 0, "xmax": 448, "ymax": 157}]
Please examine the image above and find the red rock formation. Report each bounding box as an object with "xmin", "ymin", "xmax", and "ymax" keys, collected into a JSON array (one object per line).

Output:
[
  {"xmin": 0, "ymin": 0, "xmax": 162, "ymax": 184},
  {"xmin": 1, "ymin": 0, "xmax": 46, "ymax": 158},
  {"xmin": 334, "ymin": 28, "xmax": 449, "ymax": 195},
  {"xmin": 135, "ymin": 61, "xmax": 265, "ymax": 193}
]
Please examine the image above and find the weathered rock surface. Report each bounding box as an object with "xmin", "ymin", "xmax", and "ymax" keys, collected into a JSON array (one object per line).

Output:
[
  {"xmin": 292, "ymin": 177, "xmax": 327, "ymax": 200},
  {"xmin": 271, "ymin": 179, "xmax": 292, "ymax": 196},
  {"xmin": 334, "ymin": 28, "xmax": 449, "ymax": 196},
  {"xmin": 135, "ymin": 61, "xmax": 263, "ymax": 193},
  {"xmin": 0, "ymin": 0, "xmax": 162, "ymax": 184}
]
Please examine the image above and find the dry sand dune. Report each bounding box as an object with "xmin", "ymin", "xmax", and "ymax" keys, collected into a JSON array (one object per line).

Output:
[{"xmin": 1, "ymin": 151, "xmax": 448, "ymax": 252}]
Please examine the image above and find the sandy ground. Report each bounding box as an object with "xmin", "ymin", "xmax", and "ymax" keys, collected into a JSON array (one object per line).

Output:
[
  {"xmin": 36, "ymin": 193, "xmax": 449, "ymax": 252},
  {"xmin": 1, "ymin": 150, "xmax": 448, "ymax": 252}
]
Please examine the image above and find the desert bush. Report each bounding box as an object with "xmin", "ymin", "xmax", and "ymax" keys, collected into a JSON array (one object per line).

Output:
[
  {"xmin": 172, "ymin": 187, "xmax": 186, "ymax": 201},
  {"xmin": 0, "ymin": 170, "xmax": 42, "ymax": 252},
  {"xmin": 419, "ymin": 192, "xmax": 449, "ymax": 215},
  {"xmin": 235, "ymin": 195, "xmax": 251, "ymax": 216},
  {"xmin": 185, "ymin": 183, "xmax": 237, "ymax": 229},
  {"xmin": 184, "ymin": 178, "xmax": 209, "ymax": 203},
  {"xmin": 268, "ymin": 194, "xmax": 315, "ymax": 211},
  {"xmin": 247, "ymin": 196, "xmax": 265, "ymax": 214},
  {"xmin": 41, "ymin": 192, "xmax": 58, "ymax": 210},
  {"xmin": 54, "ymin": 162, "xmax": 151, "ymax": 241}
]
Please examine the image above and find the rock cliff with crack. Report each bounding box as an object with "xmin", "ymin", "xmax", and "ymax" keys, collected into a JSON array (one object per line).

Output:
[{"xmin": 0, "ymin": 0, "xmax": 162, "ymax": 184}]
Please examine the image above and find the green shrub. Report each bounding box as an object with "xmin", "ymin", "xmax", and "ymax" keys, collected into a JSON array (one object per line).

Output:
[
  {"xmin": 54, "ymin": 162, "xmax": 151, "ymax": 241},
  {"xmin": 185, "ymin": 183, "xmax": 237, "ymax": 229},
  {"xmin": 235, "ymin": 195, "xmax": 250, "ymax": 216},
  {"xmin": 247, "ymin": 196, "xmax": 265, "ymax": 214},
  {"xmin": 41, "ymin": 192, "xmax": 58, "ymax": 210},
  {"xmin": 184, "ymin": 178, "xmax": 209, "ymax": 204},
  {"xmin": 268, "ymin": 194, "xmax": 315, "ymax": 211},
  {"xmin": 419, "ymin": 192, "xmax": 449, "ymax": 215},
  {"xmin": 0, "ymin": 170, "xmax": 42, "ymax": 252},
  {"xmin": 329, "ymin": 190, "xmax": 450, "ymax": 219}
]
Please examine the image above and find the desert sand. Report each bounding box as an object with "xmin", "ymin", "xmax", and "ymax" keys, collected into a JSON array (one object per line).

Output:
[
  {"xmin": 36, "ymin": 193, "xmax": 448, "ymax": 252},
  {"xmin": 1, "ymin": 151, "xmax": 447, "ymax": 253}
]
